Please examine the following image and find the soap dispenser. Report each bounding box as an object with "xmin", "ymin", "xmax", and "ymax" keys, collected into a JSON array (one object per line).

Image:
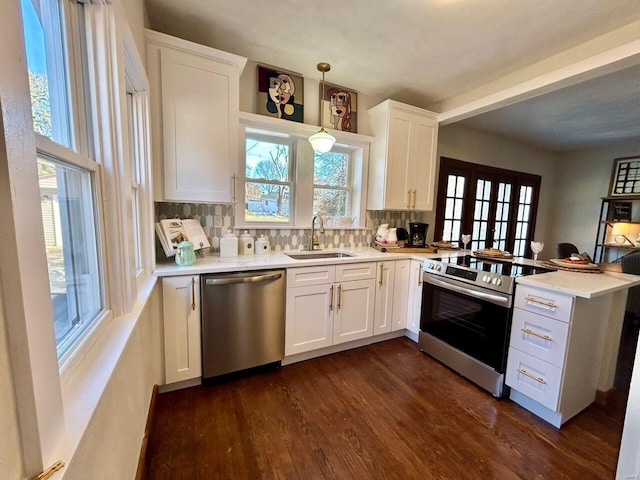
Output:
[{"xmin": 220, "ymin": 230, "xmax": 238, "ymax": 257}]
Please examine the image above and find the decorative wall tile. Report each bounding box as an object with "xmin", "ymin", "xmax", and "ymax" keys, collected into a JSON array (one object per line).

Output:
[{"xmin": 155, "ymin": 202, "xmax": 430, "ymax": 255}]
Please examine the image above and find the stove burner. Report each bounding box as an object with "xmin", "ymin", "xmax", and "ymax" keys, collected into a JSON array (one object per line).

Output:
[{"xmin": 423, "ymin": 255, "xmax": 553, "ymax": 295}]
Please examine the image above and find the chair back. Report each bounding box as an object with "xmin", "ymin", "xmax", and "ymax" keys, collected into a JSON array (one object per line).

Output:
[
  {"xmin": 556, "ymin": 242, "xmax": 579, "ymax": 259},
  {"xmin": 621, "ymin": 252, "xmax": 640, "ymax": 315}
]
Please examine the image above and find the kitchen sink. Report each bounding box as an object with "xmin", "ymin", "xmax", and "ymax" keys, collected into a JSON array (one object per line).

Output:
[{"xmin": 285, "ymin": 252, "xmax": 356, "ymax": 260}]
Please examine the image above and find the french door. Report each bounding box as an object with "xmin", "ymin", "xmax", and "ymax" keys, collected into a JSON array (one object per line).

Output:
[{"xmin": 434, "ymin": 157, "xmax": 541, "ymax": 257}]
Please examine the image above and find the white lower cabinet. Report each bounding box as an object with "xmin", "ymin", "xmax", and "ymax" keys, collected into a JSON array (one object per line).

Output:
[
  {"xmin": 391, "ymin": 260, "xmax": 410, "ymax": 331},
  {"xmin": 162, "ymin": 275, "xmax": 202, "ymax": 384},
  {"xmin": 406, "ymin": 259, "xmax": 424, "ymax": 337},
  {"xmin": 373, "ymin": 261, "xmax": 396, "ymax": 335},
  {"xmin": 506, "ymin": 284, "xmax": 609, "ymax": 427},
  {"xmin": 286, "ymin": 263, "xmax": 376, "ymax": 355}
]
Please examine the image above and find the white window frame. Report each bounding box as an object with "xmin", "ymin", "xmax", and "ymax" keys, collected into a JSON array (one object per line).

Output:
[
  {"xmin": 3, "ymin": 1, "xmax": 155, "ymax": 476},
  {"xmin": 244, "ymin": 133, "xmax": 296, "ymax": 225},
  {"xmin": 312, "ymin": 146, "xmax": 355, "ymax": 219},
  {"xmin": 236, "ymin": 113, "xmax": 371, "ymax": 230}
]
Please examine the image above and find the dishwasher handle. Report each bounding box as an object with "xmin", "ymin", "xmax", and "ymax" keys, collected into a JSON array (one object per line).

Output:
[{"xmin": 205, "ymin": 272, "xmax": 282, "ymax": 286}]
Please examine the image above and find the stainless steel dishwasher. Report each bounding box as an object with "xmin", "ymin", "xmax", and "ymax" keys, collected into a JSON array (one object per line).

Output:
[{"xmin": 200, "ymin": 269, "xmax": 285, "ymax": 380}]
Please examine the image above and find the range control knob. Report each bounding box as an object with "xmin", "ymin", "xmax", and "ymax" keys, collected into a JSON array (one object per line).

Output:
[
  {"xmin": 493, "ymin": 278, "xmax": 503, "ymax": 286},
  {"xmin": 428, "ymin": 263, "xmax": 435, "ymax": 270},
  {"xmin": 435, "ymin": 264, "xmax": 442, "ymax": 272}
]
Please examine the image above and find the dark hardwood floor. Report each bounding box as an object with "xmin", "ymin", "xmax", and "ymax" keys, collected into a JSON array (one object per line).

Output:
[{"xmin": 145, "ymin": 338, "xmax": 625, "ymax": 479}]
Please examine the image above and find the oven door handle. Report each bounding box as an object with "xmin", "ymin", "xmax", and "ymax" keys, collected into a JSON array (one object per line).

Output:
[{"xmin": 424, "ymin": 274, "xmax": 511, "ymax": 307}]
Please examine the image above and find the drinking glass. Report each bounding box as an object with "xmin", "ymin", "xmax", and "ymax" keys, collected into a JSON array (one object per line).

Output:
[
  {"xmin": 461, "ymin": 234, "xmax": 471, "ymax": 252},
  {"xmin": 531, "ymin": 241, "xmax": 544, "ymax": 263}
]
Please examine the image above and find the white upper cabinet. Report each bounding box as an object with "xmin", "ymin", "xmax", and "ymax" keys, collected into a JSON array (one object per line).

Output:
[
  {"xmin": 367, "ymin": 100, "xmax": 438, "ymax": 211},
  {"xmin": 146, "ymin": 30, "xmax": 247, "ymax": 203}
]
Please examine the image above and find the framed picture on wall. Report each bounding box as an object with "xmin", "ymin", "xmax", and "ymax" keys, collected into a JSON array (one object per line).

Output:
[
  {"xmin": 609, "ymin": 156, "xmax": 640, "ymax": 196},
  {"xmin": 256, "ymin": 65, "xmax": 304, "ymax": 123},
  {"xmin": 319, "ymin": 81, "xmax": 358, "ymax": 133}
]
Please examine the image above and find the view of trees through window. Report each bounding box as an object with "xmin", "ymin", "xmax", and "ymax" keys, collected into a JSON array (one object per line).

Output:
[
  {"xmin": 245, "ymin": 138, "xmax": 292, "ymax": 222},
  {"xmin": 313, "ymin": 151, "xmax": 351, "ymax": 218}
]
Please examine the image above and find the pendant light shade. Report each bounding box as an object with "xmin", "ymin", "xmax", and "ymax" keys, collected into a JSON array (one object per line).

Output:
[{"xmin": 309, "ymin": 62, "xmax": 336, "ymax": 153}]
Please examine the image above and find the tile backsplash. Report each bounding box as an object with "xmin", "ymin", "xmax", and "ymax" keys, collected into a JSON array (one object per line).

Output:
[{"xmin": 155, "ymin": 202, "xmax": 429, "ymax": 256}]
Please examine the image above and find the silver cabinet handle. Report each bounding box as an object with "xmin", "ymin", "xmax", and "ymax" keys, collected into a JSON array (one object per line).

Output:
[
  {"xmin": 232, "ymin": 173, "xmax": 237, "ymax": 203},
  {"xmin": 337, "ymin": 284, "xmax": 342, "ymax": 310},
  {"xmin": 379, "ymin": 263, "xmax": 384, "ymax": 286},
  {"xmin": 516, "ymin": 368, "xmax": 547, "ymax": 384},
  {"xmin": 407, "ymin": 189, "xmax": 411, "ymax": 209},
  {"xmin": 412, "ymin": 189, "xmax": 417, "ymax": 209},
  {"xmin": 329, "ymin": 285, "xmax": 334, "ymax": 311},
  {"xmin": 191, "ymin": 277, "xmax": 196, "ymax": 311},
  {"xmin": 417, "ymin": 266, "xmax": 422, "ymax": 286},
  {"xmin": 525, "ymin": 295, "xmax": 557, "ymax": 311},
  {"xmin": 205, "ymin": 272, "xmax": 282, "ymax": 285},
  {"xmin": 521, "ymin": 328, "xmax": 552, "ymax": 342}
]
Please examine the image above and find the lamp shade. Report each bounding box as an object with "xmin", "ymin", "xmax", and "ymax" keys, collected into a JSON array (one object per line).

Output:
[{"xmin": 309, "ymin": 128, "xmax": 335, "ymax": 153}]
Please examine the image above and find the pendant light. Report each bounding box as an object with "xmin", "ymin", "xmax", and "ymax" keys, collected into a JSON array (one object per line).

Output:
[{"xmin": 309, "ymin": 62, "xmax": 336, "ymax": 153}]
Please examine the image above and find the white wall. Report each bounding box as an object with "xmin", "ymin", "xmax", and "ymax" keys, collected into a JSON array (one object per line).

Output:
[
  {"xmin": 547, "ymin": 140, "xmax": 640, "ymax": 256},
  {"xmin": 431, "ymin": 123, "xmax": 560, "ymax": 251},
  {"xmin": 238, "ymin": 59, "xmax": 384, "ymax": 136},
  {"xmin": 64, "ymin": 287, "xmax": 163, "ymax": 479},
  {"xmin": 0, "ymin": 277, "xmax": 24, "ymax": 479}
]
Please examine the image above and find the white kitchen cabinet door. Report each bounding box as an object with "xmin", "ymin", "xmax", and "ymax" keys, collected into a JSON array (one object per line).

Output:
[
  {"xmin": 367, "ymin": 100, "xmax": 438, "ymax": 211},
  {"xmin": 406, "ymin": 260, "xmax": 424, "ymax": 336},
  {"xmin": 391, "ymin": 259, "xmax": 410, "ymax": 331},
  {"xmin": 146, "ymin": 31, "xmax": 247, "ymax": 203},
  {"xmin": 285, "ymin": 284, "xmax": 334, "ymax": 355},
  {"xmin": 162, "ymin": 276, "xmax": 202, "ymax": 384},
  {"xmin": 333, "ymin": 279, "xmax": 376, "ymax": 345},
  {"xmin": 374, "ymin": 261, "xmax": 396, "ymax": 335}
]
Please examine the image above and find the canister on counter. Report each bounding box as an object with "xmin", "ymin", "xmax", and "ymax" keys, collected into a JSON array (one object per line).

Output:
[
  {"xmin": 255, "ymin": 235, "xmax": 270, "ymax": 255},
  {"xmin": 239, "ymin": 231, "xmax": 254, "ymax": 255}
]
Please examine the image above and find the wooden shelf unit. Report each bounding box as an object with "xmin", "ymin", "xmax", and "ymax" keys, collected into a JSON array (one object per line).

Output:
[{"xmin": 594, "ymin": 196, "xmax": 640, "ymax": 262}]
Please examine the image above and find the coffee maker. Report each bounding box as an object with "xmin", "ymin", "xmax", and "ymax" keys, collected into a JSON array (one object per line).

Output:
[{"xmin": 408, "ymin": 222, "xmax": 429, "ymax": 247}]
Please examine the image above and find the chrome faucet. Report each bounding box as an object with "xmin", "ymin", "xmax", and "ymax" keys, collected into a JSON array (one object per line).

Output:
[{"xmin": 310, "ymin": 214, "xmax": 325, "ymax": 251}]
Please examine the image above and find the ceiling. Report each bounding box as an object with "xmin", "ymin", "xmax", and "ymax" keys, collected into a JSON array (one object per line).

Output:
[{"xmin": 145, "ymin": 0, "xmax": 640, "ymax": 152}]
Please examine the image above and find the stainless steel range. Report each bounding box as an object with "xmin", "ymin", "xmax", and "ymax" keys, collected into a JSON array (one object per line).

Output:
[{"xmin": 419, "ymin": 255, "xmax": 552, "ymax": 397}]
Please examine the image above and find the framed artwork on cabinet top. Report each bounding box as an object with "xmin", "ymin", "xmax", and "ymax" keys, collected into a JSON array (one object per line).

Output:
[
  {"xmin": 320, "ymin": 81, "xmax": 358, "ymax": 133},
  {"xmin": 256, "ymin": 65, "xmax": 304, "ymax": 123},
  {"xmin": 609, "ymin": 156, "xmax": 640, "ymax": 196}
]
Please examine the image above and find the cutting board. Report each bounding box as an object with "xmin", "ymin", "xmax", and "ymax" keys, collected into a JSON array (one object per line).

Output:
[{"xmin": 372, "ymin": 243, "xmax": 438, "ymax": 254}]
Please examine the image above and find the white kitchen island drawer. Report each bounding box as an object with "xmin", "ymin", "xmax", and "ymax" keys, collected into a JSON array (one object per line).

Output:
[
  {"xmin": 514, "ymin": 284, "xmax": 574, "ymax": 323},
  {"xmin": 506, "ymin": 348, "xmax": 562, "ymax": 411},
  {"xmin": 336, "ymin": 262, "xmax": 376, "ymax": 282},
  {"xmin": 287, "ymin": 265, "xmax": 335, "ymax": 287},
  {"xmin": 510, "ymin": 308, "xmax": 570, "ymax": 368}
]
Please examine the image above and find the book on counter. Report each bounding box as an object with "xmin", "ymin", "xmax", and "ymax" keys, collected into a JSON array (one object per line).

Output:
[{"xmin": 155, "ymin": 218, "xmax": 210, "ymax": 257}]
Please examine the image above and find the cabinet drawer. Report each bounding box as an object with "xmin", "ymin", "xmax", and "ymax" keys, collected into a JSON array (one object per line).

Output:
[
  {"xmin": 336, "ymin": 262, "xmax": 376, "ymax": 282},
  {"xmin": 506, "ymin": 348, "xmax": 562, "ymax": 411},
  {"xmin": 514, "ymin": 285, "xmax": 574, "ymax": 323},
  {"xmin": 510, "ymin": 308, "xmax": 569, "ymax": 368},
  {"xmin": 287, "ymin": 266, "xmax": 335, "ymax": 287}
]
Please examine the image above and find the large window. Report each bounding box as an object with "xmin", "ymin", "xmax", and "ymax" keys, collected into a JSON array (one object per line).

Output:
[
  {"xmin": 21, "ymin": 0, "xmax": 106, "ymax": 359},
  {"xmin": 245, "ymin": 136, "xmax": 293, "ymax": 223},
  {"xmin": 38, "ymin": 156, "xmax": 103, "ymax": 353},
  {"xmin": 313, "ymin": 149, "xmax": 353, "ymax": 218},
  {"xmin": 435, "ymin": 157, "xmax": 541, "ymax": 257}
]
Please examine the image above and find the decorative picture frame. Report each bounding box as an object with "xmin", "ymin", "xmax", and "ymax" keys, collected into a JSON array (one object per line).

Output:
[
  {"xmin": 256, "ymin": 65, "xmax": 304, "ymax": 123},
  {"xmin": 609, "ymin": 156, "xmax": 640, "ymax": 196},
  {"xmin": 320, "ymin": 81, "xmax": 358, "ymax": 133}
]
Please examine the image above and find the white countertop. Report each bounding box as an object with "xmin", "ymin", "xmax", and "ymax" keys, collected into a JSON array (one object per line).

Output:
[
  {"xmin": 153, "ymin": 246, "xmax": 449, "ymax": 276},
  {"xmin": 515, "ymin": 269, "xmax": 640, "ymax": 298},
  {"xmin": 154, "ymin": 248, "xmax": 640, "ymax": 298}
]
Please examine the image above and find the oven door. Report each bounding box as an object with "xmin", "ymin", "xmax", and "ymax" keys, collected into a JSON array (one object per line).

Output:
[{"xmin": 420, "ymin": 274, "xmax": 512, "ymax": 373}]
